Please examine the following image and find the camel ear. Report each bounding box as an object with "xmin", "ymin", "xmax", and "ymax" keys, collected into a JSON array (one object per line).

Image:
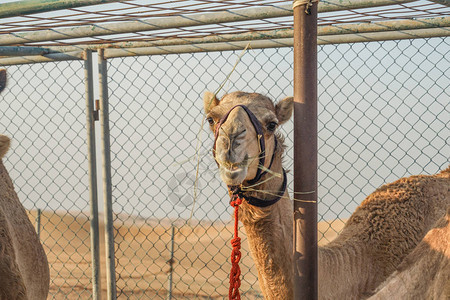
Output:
[
  {"xmin": 275, "ymin": 96, "xmax": 293, "ymax": 125},
  {"xmin": 0, "ymin": 135, "xmax": 10, "ymax": 159},
  {"xmin": 0, "ymin": 69, "xmax": 6, "ymax": 93},
  {"xmin": 203, "ymin": 91, "xmax": 219, "ymax": 114}
]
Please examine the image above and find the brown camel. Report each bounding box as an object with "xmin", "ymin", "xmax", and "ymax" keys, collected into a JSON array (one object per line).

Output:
[
  {"xmin": 203, "ymin": 90, "xmax": 449, "ymax": 299},
  {"xmin": 368, "ymin": 206, "xmax": 450, "ymax": 300},
  {"xmin": 0, "ymin": 69, "xmax": 50, "ymax": 299}
]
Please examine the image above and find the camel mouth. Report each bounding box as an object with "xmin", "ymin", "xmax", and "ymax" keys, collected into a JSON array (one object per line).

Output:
[{"xmin": 219, "ymin": 165, "xmax": 248, "ymax": 186}]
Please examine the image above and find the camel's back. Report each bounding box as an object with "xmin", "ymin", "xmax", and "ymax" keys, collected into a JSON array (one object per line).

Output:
[
  {"xmin": 334, "ymin": 167, "xmax": 449, "ymax": 284},
  {"xmin": 0, "ymin": 137, "xmax": 49, "ymax": 300}
]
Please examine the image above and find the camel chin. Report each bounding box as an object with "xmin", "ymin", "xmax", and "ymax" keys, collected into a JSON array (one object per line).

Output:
[{"xmin": 219, "ymin": 165, "xmax": 248, "ymax": 186}]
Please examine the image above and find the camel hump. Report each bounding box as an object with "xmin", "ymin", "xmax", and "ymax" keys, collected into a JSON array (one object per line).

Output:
[
  {"xmin": 0, "ymin": 69, "xmax": 6, "ymax": 93},
  {"xmin": 0, "ymin": 135, "xmax": 11, "ymax": 159}
]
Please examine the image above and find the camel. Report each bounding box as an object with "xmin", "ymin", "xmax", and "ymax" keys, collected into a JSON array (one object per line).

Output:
[
  {"xmin": 202, "ymin": 90, "xmax": 450, "ymax": 299},
  {"xmin": 368, "ymin": 206, "xmax": 450, "ymax": 300},
  {"xmin": 0, "ymin": 69, "xmax": 50, "ymax": 299}
]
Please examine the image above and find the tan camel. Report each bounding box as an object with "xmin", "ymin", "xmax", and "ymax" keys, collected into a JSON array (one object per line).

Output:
[
  {"xmin": 0, "ymin": 69, "xmax": 50, "ymax": 299},
  {"xmin": 203, "ymin": 90, "xmax": 450, "ymax": 300},
  {"xmin": 368, "ymin": 206, "xmax": 450, "ymax": 300}
]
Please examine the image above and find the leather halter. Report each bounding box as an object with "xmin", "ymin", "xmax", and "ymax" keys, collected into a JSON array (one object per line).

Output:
[
  {"xmin": 213, "ymin": 104, "xmax": 266, "ymax": 184},
  {"xmin": 212, "ymin": 104, "xmax": 286, "ymax": 207}
]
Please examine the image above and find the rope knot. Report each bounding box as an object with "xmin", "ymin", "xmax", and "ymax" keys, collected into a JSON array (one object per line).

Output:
[
  {"xmin": 230, "ymin": 196, "xmax": 243, "ymax": 207},
  {"xmin": 231, "ymin": 237, "xmax": 241, "ymax": 251},
  {"xmin": 229, "ymin": 193, "xmax": 242, "ymax": 300}
]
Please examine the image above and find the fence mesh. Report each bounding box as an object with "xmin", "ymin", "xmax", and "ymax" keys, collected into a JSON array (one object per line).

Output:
[
  {"xmin": 0, "ymin": 61, "xmax": 94, "ymax": 298},
  {"xmin": 0, "ymin": 36, "xmax": 448, "ymax": 298}
]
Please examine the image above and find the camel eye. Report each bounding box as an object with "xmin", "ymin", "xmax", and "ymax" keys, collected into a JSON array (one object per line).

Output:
[
  {"xmin": 266, "ymin": 121, "xmax": 277, "ymax": 132},
  {"xmin": 206, "ymin": 117, "xmax": 215, "ymax": 126}
]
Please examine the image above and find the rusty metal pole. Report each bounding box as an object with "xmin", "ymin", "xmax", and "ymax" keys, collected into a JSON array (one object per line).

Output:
[{"xmin": 293, "ymin": 0, "xmax": 318, "ymax": 299}]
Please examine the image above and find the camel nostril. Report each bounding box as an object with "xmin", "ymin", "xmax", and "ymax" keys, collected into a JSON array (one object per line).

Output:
[{"xmin": 236, "ymin": 129, "xmax": 246, "ymax": 137}]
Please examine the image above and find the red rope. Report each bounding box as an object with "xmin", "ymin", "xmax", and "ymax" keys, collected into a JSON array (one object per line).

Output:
[{"xmin": 229, "ymin": 195, "xmax": 243, "ymax": 300}]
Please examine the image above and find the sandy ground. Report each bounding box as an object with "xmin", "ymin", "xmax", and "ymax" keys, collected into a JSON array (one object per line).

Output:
[{"xmin": 27, "ymin": 210, "xmax": 345, "ymax": 299}]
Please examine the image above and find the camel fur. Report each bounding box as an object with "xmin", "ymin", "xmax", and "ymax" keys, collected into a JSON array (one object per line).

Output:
[
  {"xmin": 368, "ymin": 206, "xmax": 450, "ymax": 300},
  {"xmin": 203, "ymin": 90, "xmax": 450, "ymax": 300},
  {"xmin": 320, "ymin": 166, "xmax": 449, "ymax": 299},
  {"xmin": 0, "ymin": 69, "xmax": 50, "ymax": 300}
]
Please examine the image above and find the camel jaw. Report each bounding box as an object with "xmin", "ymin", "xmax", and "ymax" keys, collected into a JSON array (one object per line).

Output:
[{"xmin": 219, "ymin": 165, "xmax": 248, "ymax": 186}]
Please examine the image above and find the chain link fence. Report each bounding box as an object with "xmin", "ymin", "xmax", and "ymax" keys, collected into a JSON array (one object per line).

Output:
[
  {"xmin": 0, "ymin": 61, "xmax": 94, "ymax": 298},
  {"xmin": 0, "ymin": 37, "xmax": 448, "ymax": 298}
]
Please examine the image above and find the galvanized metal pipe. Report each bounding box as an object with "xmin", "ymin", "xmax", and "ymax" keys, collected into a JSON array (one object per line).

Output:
[
  {"xmin": 317, "ymin": 26, "xmax": 450, "ymax": 43},
  {"xmin": 103, "ymin": 39, "xmax": 293, "ymax": 58},
  {"xmin": 0, "ymin": 46, "xmax": 51, "ymax": 56},
  {"xmin": 0, "ymin": 50, "xmax": 83, "ymax": 66},
  {"xmin": 167, "ymin": 226, "xmax": 175, "ymax": 300},
  {"xmin": 430, "ymin": 0, "xmax": 450, "ymax": 6},
  {"xmin": 0, "ymin": 0, "xmax": 124, "ymax": 18},
  {"xmin": 31, "ymin": 16, "xmax": 450, "ymax": 54},
  {"xmin": 44, "ymin": 28, "xmax": 297, "ymax": 53},
  {"xmin": 102, "ymin": 27, "xmax": 450, "ymax": 58},
  {"xmin": 0, "ymin": 0, "xmax": 415, "ymax": 46},
  {"xmin": 84, "ymin": 49, "xmax": 102, "ymax": 300},
  {"xmin": 0, "ymin": 27, "xmax": 448, "ymax": 65},
  {"xmin": 35, "ymin": 208, "xmax": 41, "ymax": 239},
  {"xmin": 98, "ymin": 48, "xmax": 117, "ymax": 300},
  {"xmin": 293, "ymin": 0, "xmax": 318, "ymax": 299},
  {"xmin": 319, "ymin": 16, "xmax": 450, "ymax": 36}
]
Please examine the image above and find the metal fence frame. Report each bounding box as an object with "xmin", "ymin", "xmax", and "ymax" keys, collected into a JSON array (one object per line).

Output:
[{"xmin": 0, "ymin": 1, "xmax": 449, "ymax": 299}]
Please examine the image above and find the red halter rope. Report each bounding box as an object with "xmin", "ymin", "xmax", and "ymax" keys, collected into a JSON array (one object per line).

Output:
[{"xmin": 229, "ymin": 193, "xmax": 243, "ymax": 300}]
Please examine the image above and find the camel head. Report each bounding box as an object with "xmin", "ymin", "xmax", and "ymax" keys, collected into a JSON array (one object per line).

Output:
[{"xmin": 203, "ymin": 91, "xmax": 293, "ymax": 187}]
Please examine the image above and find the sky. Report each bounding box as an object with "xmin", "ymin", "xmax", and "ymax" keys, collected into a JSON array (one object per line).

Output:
[{"xmin": 0, "ymin": 37, "xmax": 448, "ymax": 224}]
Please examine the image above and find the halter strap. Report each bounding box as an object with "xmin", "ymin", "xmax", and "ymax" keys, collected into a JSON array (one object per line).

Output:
[
  {"xmin": 213, "ymin": 104, "xmax": 285, "ymax": 208},
  {"xmin": 229, "ymin": 168, "xmax": 287, "ymax": 208},
  {"xmin": 213, "ymin": 104, "xmax": 266, "ymax": 184}
]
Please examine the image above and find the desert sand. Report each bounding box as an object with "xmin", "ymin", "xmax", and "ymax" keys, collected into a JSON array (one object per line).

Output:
[{"xmin": 27, "ymin": 210, "xmax": 345, "ymax": 299}]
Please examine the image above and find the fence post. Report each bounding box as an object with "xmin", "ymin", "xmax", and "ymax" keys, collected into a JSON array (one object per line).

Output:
[
  {"xmin": 98, "ymin": 48, "xmax": 117, "ymax": 300},
  {"xmin": 167, "ymin": 225, "xmax": 175, "ymax": 300},
  {"xmin": 293, "ymin": 0, "xmax": 318, "ymax": 299},
  {"xmin": 84, "ymin": 49, "xmax": 102, "ymax": 300},
  {"xmin": 35, "ymin": 208, "xmax": 41, "ymax": 239}
]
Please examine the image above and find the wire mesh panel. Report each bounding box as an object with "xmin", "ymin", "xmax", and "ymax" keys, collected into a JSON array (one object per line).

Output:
[
  {"xmin": 0, "ymin": 34, "xmax": 447, "ymax": 299},
  {"xmin": 0, "ymin": 62, "xmax": 93, "ymax": 299},
  {"xmin": 317, "ymin": 37, "xmax": 449, "ymax": 240},
  {"xmin": 104, "ymin": 36, "xmax": 449, "ymax": 298},
  {"xmin": 105, "ymin": 50, "xmax": 293, "ymax": 299}
]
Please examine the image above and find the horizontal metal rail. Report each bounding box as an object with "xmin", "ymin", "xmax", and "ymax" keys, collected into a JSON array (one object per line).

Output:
[
  {"xmin": 0, "ymin": 0, "xmax": 124, "ymax": 19},
  {"xmin": 319, "ymin": 16, "xmax": 450, "ymax": 36},
  {"xmin": 430, "ymin": 0, "xmax": 450, "ymax": 6},
  {"xmin": 102, "ymin": 27, "xmax": 450, "ymax": 58},
  {"xmin": 317, "ymin": 27, "xmax": 450, "ymax": 43},
  {"xmin": 39, "ymin": 16, "xmax": 450, "ymax": 53},
  {"xmin": 0, "ymin": 50, "xmax": 83, "ymax": 66},
  {"xmin": 0, "ymin": 0, "xmax": 415, "ymax": 46},
  {"xmin": 0, "ymin": 46, "xmax": 51, "ymax": 56},
  {"xmin": 103, "ymin": 39, "xmax": 293, "ymax": 58},
  {"xmin": 1, "ymin": 26, "xmax": 448, "ymax": 65}
]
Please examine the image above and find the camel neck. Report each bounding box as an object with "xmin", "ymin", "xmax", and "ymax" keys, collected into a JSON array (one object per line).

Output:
[
  {"xmin": 319, "ymin": 241, "xmax": 373, "ymax": 299},
  {"xmin": 236, "ymin": 145, "xmax": 294, "ymax": 299}
]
